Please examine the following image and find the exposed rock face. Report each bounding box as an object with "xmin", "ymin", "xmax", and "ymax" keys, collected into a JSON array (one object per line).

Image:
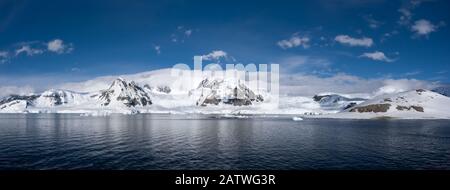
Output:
[
  {"xmin": 99, "ymin": 78, "xmax": 152, "ymax": 107},
  {"xmin": 343, "ymin": 102, "xmax": 357, "ymax": 110},
  {"xmin": 411, "ymin": 106, "xmax": 424, "ymax": 112},
  {"xmin": 396, "ymin": 105, "xmax": 424, "ymax": 112},
  {"xmin": 0, "ymin": 94, "xmax": 39, "ymax": 107},
  {"xmin": 144, "ymin": 84, "xmax": 171, "ymax": 94},
  {"xmin": 349, "ymin": 104, "xmax": 391, "ymax": 113},
  {"xmin": 193, "ymin": 78, "xmax": 263, "ymax": 106},
  {"xmin": 416, "ymin": 89, "xmax": 426, "ymax": 95},
  {"xmin": 157, "ymin": 86, "xmax": 171, "ymax": 94},
  {"xmin": 256, "ymin": 94, "xmax": 264, "ymax": 102}
]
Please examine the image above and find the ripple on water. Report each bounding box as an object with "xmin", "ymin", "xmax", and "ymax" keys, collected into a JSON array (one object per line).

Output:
[{"xmin": 0, "ymin": 114, "xmax": 450, "ymax": 170}]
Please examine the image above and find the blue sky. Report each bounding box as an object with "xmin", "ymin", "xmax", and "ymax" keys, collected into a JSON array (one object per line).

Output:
[{"xmin": 0, "ymin": 0, "xmax": 449, "ymax": 89}]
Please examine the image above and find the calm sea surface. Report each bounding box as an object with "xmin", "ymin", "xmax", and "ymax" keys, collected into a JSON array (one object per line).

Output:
[{"xmin": 0, "ymin": 114, "xmax": 449, "ymax": 170}]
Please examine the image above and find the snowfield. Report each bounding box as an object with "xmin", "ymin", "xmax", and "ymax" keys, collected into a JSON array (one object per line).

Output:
[
  {"xmin": 316, "ymin": 89, "xmax": 450, "ymax": 119},
  {"xmin": 1, "ymin": 68, "xmax": 450, "ymax": 119}
]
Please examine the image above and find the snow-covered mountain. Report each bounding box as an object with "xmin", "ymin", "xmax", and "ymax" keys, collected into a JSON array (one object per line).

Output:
[
  {"xmin": 34, "ymin": 89, "xmax": 88, "ymax": 107},
  {"xmin": 0, "ymin": 78, "xmax": 153, "ymax": 113},
  {"xmin": 0, "ymin": 100, "xmax": 29, "ymax": 113},
  {"xmin": 0, "ymin": 95, "xmax": 38, "ymax": 112},
  {"xmin": 95, "ymin": 78, "xmax": 152, "ymax": 107},
  {"xmin": 190, "ymin": 78, "xmax": 264, "ymax": 106},
  {"xmin": 0, "ymin": 94, "xmax": 39, "ymax": 106},
  {"xmin": 0, "ymin": 74, "xmax": 268, "ymax": 114},
  {"xmin": 1, "ymin": 68, "xmax": 449, "ymax": 119},
  {"xmin": 323, "ymin": 89, "xmax": 450, "ymax": 119}
]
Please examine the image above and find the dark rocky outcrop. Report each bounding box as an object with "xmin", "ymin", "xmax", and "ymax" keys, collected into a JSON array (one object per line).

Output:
[
  {"xmin": 396, "ymin": 105, "xmax": 424, "ymax": 112},
  {"xmin": 349, "ymin": 104, "xmax": 391, "ymax": 113},
  {"xmin": 0, "ymin": 94, "xmax": 39, "ymax": 107},
  {"xmin": 416, "ymin": 89, "xmax": 426, "ymax": 95},
  {"xmin": 343, "ymin": 102, "xmax": 357, "ymax": 110},
  {"xmin": 38, "ymin": 90, "xmax": 71, "ymax": 106},
  {"xmin": 144, "ymin": 84, "xmax": 171, "ymax": 94}
]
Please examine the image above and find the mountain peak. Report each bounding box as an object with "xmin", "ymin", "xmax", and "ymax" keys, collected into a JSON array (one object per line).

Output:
[
  {"xmin": 110, "ymin": 77, "xmax": 128, "ymax": 87},
  {"xmin": 192, "ymin": 77, "xmax": 263, "ymax": 106},
  {"xmin": 99, "ymin": 78, "xmax": 152, "ymax": 107}
]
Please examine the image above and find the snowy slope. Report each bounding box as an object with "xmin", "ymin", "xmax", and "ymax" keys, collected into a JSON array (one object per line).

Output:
[
  {"xmin": 0, "ymin": 95, "xmax": 39, "ymax": 113},
  {"xmin": 34, "ymin": 89, "xmax": 89, "ymax": 107},
  {"xmin": 322, "ymin": 89, "xmax": 450, "ymax": 119},
  {"xmin": 0, "ymin": 100, "xmax": 28, "ymax": 113}
]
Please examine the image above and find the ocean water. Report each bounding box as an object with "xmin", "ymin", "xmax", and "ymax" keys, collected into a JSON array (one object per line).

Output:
[{"xmin": 0, "ymin": 114, "xmax": 449, "ymax": 170}]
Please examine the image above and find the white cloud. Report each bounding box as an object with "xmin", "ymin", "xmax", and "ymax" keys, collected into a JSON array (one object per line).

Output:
[
  {"xmin": 360, "ymin": 51, "xmax": 394, "ymax": 62},
  {"xmin": 71, "ymin": 67, "xmax": 81, "ymax": 72},
  {"xmin": 403, "ymin": 71, "xmax": 421, "ymax": 76},
  {"xmin": 47, "ymin": 39, "xmax": 73, "ymax": 54},
  {"xmin": 364, "ymin": 15, "xmax": 383, "ymax": 29},
  {"xmin": 397, "ymin": 0, "xmax": 435, "ymax": 26},
  {"xmin": 172, "ymin": 26, "xmax": 194, "ymax": 42},
  {"xmin": 398, "ymin": 8, "xmax": 413, "ymax": 25},
  {"xmin": 201, "ymin": 50, "xmax": 228, "ymax": 61},
  {"xmin": 15, "ymin": 45, "xmax": 44, "ymax": 56},
  {"xmin": 0, "ymin": 85, "xmax": 35, "ymax": 98},
  {"xmin": 171, "ymin": 36, "xmax": 178, "ymax": 42},
  {"xmin": 280, "ymin": 72, "xmax": 436, "ymax": 97},
  {"xmin": 276, "ymin": 56, "xmax": 331, "ymax": 73},
  {"xmin": 185, "ymin": 29, "xmax": 193, "ymax": 37},
  {"xmin": 411, "ymin": 19, "xmax": 438, "ymax": 36},
  {"xmin": 277, "ymin": 35, "xmax": 310, "ymax": 49},
  {"xmin": 154, "ymin": 45, "xmax": 161, "ymax": 54},
  {"xmin": 334, "ymin": 35, "xmax": 373, "ymax": 47},
  {"xmin": 280, "ymin": 73, "xmax": 378, "ymax": 96},
  {"xmin": 0, "ymin": 51, "xmax": 8, "ymax": 63},
  {"xmin": 381, "ymin": 30, "xmax": 399, "ymax": 42},
  {"xmin": 0, "ymin": 51, "xmax": 7, "ymax": 58},
  {"xmin": 411, "ymin": 0, "xmax": 431, "ymax": 7},
  {"xmin": 4, "ymin": 39, "xmax": 74, "ymax": 61},
  {"xmin": 374, "ymin": 79, "xmax": 435, "ymax": 95}
]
